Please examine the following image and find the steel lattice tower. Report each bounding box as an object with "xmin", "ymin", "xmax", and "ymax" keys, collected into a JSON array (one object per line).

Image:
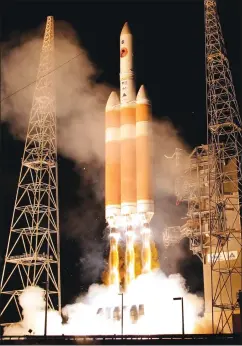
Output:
[
  {"xmin": 0, "ymin": 16, "xmax": 61, "ymax": 324},
  {"xmin": 205, "ymin": 0, "xmax": 242, "ymax": 333}
]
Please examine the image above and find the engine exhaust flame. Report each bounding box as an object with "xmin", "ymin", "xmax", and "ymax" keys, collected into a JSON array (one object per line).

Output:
[
  {"xmin": 108, "ymin": 231, "xmax": 120, "ymax": 288},
  {"xmin": 125, "ymin": 228, "xmax": 135, "ymax": 288},
  {"xmin": 141, "ymin": 228, "xmax": 152, "ymax": 273}
]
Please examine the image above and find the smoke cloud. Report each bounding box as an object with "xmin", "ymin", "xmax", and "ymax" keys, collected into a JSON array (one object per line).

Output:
[
  {"xmin": 1, "ymin": 21, "xmax": 111, "ymax": 165},
  {"xmin": 1, "ymin": 20, "xmax": 189, "ymax": 199},
  {"xmin": 3, "ymin": 271, "xmax": 208, "ymax": 336}
]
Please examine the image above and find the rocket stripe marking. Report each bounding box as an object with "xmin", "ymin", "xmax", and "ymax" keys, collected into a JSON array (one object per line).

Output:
[
  {"xmin": 136, "ymin": 104, "xmax": 151, "ymax": 121},
  {"xmin": 136, "ymin": 121, "xmax": 151, "ymax": 137},
  {"xmin": 106, "ymin": 113, "xmax": 120, "ymax": 127},
  {"xmin": 105, "ymin": 128, "xmax": 120, "ymax": 142},
  {"xmin": 136, "ymin": 99, "xmax": 150, "ymax": 105},
  {"xmin": 120, "ymin": 108, "xmax": 136, "ymax": 123},
  {"xmin": 105, "ymin": 104, "xmax": 120, "ymax": 112},
  {"xmin": 120, "ymin": 73, "xmax": 134, "ymax": 80},
  {"xmin": 120, "ymin": 102, "xmax": 136, "ymax": 109},
  {"xmin": 106, "ymin": 204, "xmax": 121, "ymax": 209},
  {"xmin": 120, "ymin": 124, "xmax": 136, "ymax": 140}
]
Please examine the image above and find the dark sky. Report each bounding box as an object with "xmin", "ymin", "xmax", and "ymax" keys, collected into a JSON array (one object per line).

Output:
[{"xmin": 1, "ymin": 0, "xmax": 241, "ymax": 312}]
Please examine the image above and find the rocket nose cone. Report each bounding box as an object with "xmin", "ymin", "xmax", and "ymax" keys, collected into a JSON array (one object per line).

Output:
[
  {"xmin": 106, "ymin": 91, "xmax": 120, "ymax": 111},
  {"xmin": 136, "ymin": 85, "xmax": 149, "ymax": 103},
  {"xmin": 121, "ymin": 22, "xmax": 131, "ymax": 35}
]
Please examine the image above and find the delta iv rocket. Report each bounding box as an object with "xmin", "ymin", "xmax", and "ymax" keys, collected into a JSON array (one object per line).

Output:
[{"xmin": 105, "ymin": 22, "xmax": 154, "ymax": 289}]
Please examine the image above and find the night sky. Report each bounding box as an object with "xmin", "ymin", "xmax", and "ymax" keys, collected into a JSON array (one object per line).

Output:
[{"xmin": 1, "ymin": 0, "xmax": 241, "ymax": 312}]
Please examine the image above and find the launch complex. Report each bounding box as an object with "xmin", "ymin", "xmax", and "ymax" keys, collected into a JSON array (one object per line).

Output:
[{"xmin": 0, "ymin": 0, "xmax": 241, "ymax": 338}]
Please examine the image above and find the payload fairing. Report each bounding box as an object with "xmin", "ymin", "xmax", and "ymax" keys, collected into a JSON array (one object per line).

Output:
[{"xmin": 105, "ymin": 23, "xmax": 154, "ymax": 289}]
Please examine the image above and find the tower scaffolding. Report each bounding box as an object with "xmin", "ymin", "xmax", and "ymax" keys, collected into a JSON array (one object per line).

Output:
[
  {"xmin": 205, "ymin": 0, "xmax": 242, "ymax": 333},
  {"xmin": 0, "ymin": 16, "xmax": 61, "ymax": 326},
  {"xmin": 163, "ymin": 146, "xmax": 210, "ymax": 259},
  {"xmin": 164, "ymin": 0, "xmax": 242, "ymax": 334}
]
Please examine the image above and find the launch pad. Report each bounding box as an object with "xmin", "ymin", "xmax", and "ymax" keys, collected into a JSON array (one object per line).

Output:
[{"xmin": 1, "ymin": 334, "xmax": 242, "ymax": 345}]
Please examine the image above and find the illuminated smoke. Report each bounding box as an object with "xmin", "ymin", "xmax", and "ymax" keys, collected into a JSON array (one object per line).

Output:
[
  {"xmin": 1, "ymin": 20, "xmax": 188, "ymax": 201},
  {"xmin": 3, "ymin": 270, "xmax": 206, "ymax": 336},
  {"xmin": 3, "ymin": 286, "xmax": 62, "ymax": 336},
  {"xmin": 1, "ymin": 20, "xmax": 111, "ymax": 166}
]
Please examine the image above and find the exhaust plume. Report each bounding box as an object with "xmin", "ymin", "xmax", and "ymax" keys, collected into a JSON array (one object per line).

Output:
[{"xmin": 3, "ymin": 271, "xmax": 207, "ymax": 336}]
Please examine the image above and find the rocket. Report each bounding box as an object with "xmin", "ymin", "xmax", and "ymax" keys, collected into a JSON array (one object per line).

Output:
[{"xmin": 105, "ymin": 22, "xmax": 154, "ymax": 289}]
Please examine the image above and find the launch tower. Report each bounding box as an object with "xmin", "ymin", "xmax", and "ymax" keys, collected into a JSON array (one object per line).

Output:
[
  {"xmin": 0, "ymin": 16, "xmax": 61, "ymax": 325},
  {"xmin": 163, "ymin": 0, "xmax": 242, "ymax": 334},
  {"xmin": 205, "ymin": 0, "xmax": 242, "ymax": 333}
]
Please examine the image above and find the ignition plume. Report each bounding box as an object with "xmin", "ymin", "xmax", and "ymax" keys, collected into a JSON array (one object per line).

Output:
[{"xmin": 3, "ymin": 270, "xmax": 206, "ymax": 336}]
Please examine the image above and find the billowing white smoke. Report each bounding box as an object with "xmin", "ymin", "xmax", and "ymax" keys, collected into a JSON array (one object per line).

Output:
[
  {"xmin": 1, "ymin": 20, "xmax": 189, "ymax": 201},
  {"xmin": 4, "ymin": 270, "xmax": 204, "ymax": 336},
  {"xmin": 3, "ymin": 286, "xmax": 62, "ymax": 336},
  {"xmin": 1, "ymin": 20, "xmax": 111, "ymax": 167}
]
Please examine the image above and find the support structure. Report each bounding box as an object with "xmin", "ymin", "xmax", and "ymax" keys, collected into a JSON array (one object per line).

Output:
[
  {"xmin": 205, "ymin": 0, "xmax": 242, "ymax": 333},
  {"xmin": 163, "ymin": 0, "xmax": 242, "ymax": 334},
  {"xmin": 0, "ymin": 16, "xmax": 61, "ymax": 325}
]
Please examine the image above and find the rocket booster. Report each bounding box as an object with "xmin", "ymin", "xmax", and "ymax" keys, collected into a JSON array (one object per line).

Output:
[
  {"xmin": 136, "ymin": 85, "xmax": 154, "ymax": 221},
  {"xmin": 136, "ymin": 86, "xmax": 153, "ymax": 272},
  {"xmin": 105, "ymin": 92, "xmax": 121, "ymax": 288},
  {"xmin": 105, "ymin": 91, "xmax": 121, "ymax": 225}
]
